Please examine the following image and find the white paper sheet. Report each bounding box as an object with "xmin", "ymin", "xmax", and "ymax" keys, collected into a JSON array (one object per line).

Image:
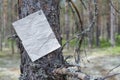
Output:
[{"xmin": 12, "ymin": 10, "xmax": 61, "ymax": 62}]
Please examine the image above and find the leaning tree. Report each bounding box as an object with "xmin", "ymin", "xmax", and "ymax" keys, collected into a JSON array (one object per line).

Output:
[{"xmin": 17, "ymin": 0, "xmax": 65, "ymax": 80}]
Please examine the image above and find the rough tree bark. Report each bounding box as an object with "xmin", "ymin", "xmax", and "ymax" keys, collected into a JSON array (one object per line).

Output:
[{"xmin": 18, "ymin": 0, "xmax": 65, "ymax": 80}]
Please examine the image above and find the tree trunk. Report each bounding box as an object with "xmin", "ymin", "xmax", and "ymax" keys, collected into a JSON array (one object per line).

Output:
[
  {"xmin": 65, "ymin": 0, "xmax": 70, "ymax": 49},
  {"xmin": 118, "ymin": 4, "xmax": 120, "ymax": 34},
  {"xmin": 0, "ymin": 0, "xmax": 2, "ymax": 51},
  {"xmin": 10, "ymin": 0, "xmax": 15, "ymax": 54},
  {"xmin": 3, "ymin": 0, "xmax": 8, "ymax": 48},
  {"xmin": 18, "ymin": 0, "xmax": 65, "ymax": 80},
  {"xmin": 95, "ymin": 0, "xmax": 100, "ymax": 47},
  {"xmin": 106, "ymin": 0, "xmax": 111, "ymax": 40},
  {"xmin": 110, "ymin": 1, "xmax": 116, "ymax": 47},
  {"xmin": 88, "ymin": 0, "xmax": 94, "ymax": 48},
  {"xmin": 118, "ymin": 16, "xmax": 120, "ymax": 34},
  {"xmin": 0, "ymin": 0, "xmax": 3, "ymax": 51}
]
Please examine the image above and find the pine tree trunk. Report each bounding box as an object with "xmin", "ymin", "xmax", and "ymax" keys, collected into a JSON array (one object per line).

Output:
[
  {"xmin": 0, "ymin": 0, "xmax": 2, "ymax": 51},
  {"xmin": 110, "ymin": 1, "xmax": 116, "ymax": 47},
  {"xmin": 117, "ymin": 1, "xmax": 120, "ymax": 34},
  {"xmin": 9, "ymin": 0, "xmax": 15, "ymax": 54},
  {"xmin": 88, "ymin": 0, "xmax": 94, "ymax": 48},
  {"xmin": 106, "ymin": 0, "xmax": 111, "ymax": 40},
  {"xmin": 3, "ymin": 0, "xmax": 8, "ymax": 48},
  {"xmin": 18, "ymin": 0, "xmax": 65, "ymax": 80},
  {"xmin": 118, "ymin": 12, "xmax": 120, "ymax": 34},
  {"xmin": 65, "ymin": 0, "xmax": 70, "ymax": 49},
  {"xmin": 0, "ymin": 0, "xmax": 3, "ymax": 51},
  {"xmin": 96, "ymin": 0, "xmax": 100, "ymax": 47}
]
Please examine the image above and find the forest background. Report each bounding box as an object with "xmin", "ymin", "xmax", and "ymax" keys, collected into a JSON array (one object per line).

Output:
[{"xmin": 0, "ymin": 0, "xmax": 120, "ymax": 80}]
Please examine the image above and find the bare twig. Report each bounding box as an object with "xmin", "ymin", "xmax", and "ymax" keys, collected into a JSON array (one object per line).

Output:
[
  {"xmin": 68, "ymin": 1, "xmax": 79, "ymax": 30},
  {"xmin": 69, "ymin": 0, "xmax": 84, "ymax": 65},
  {"xmin": 79, "ymin": 0, "xmax": 87, "ymax": 10},
  {"xmin": 110, "ymin": 0, "xmax": 120, "ymax": 14},
  {"xmin": 103, "ymin": 73, "xmax": 120, "ymax": 80},
  {"xmin": 61, "ymin": 37, "xmax": 76, "ymax": 50},
  {"xmin": 62, "ymin": 0, "xmax": 97, "ymax": 51},
  {"xmin": 107, "ymin": 64, "xmax": 120, "ymax": 74},
  {"xmin": 69, "ymin": 0, "xmax": 83, "ymax": 30}
]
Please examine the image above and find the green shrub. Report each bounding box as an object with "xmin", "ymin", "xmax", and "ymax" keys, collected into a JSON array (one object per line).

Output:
[
  {"xmin": 62, "ymin": 38, "xmax": 77, "ymax": 47},
  {"xmin": 100, "ymin": 39, "xmax": 111, "ymax": 48},
  {"xmin": 115, "ymin": 34, "xmax": 120, "ymax": 46}
]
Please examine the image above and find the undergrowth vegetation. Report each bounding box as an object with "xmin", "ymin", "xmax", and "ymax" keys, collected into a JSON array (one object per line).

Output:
[{"xmin": 62, "ymin": 34, "xmax": 120, "ymax": 55}]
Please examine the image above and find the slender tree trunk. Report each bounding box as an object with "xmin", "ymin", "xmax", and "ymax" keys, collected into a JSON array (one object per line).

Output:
[
  {"xmin": 115, "ymin": 0, "xmax": 120, "ymax": 35},
  {"xmin": 10, "ymin": 0, "xmax": 15, "ymax": 54},
  {"xmin": 95, "ymin": 0, "xmax": 100, "ymax": 47},
  {"xmin": 0, "ymin": 29, "xmax": 2, "ymax": 51},
  {"xmin": 18, "ymin": 0, "xmax": 65, "ymax": 80},
  {"xmin": 106, "ymin": 0, "xmax": 111, "ymax": 40},
  {"xmin": 118, "ymin": 4, "xmax": 120, "ymax": 34},
  {"xmin": 65, "ymin": 0, "xmax": 70, "ymax": 49},
  {"xmin": 3, "ymin": 0, "xmax": 8, "ymax": 48},
  {"xmin": 110, "ymin": 1, "xmax": 116, "ymax": 47},
  {"xmin": 0, "ymin": 0, "xmax": 3, "ymax": 51},
  {"xmin": 118, "ymin": 20, "xmax": 120, "ymax": 34},
  {"xmin": 0, "ymin": 34, "xmax": 2, "ymax": 51},
  {"xmin": 88, "ymin": 0, "xmax": 94, "ymax": 48},
  {"xmin": 0, "ymin": 0, "xmax": 2, "ymax": 51}
]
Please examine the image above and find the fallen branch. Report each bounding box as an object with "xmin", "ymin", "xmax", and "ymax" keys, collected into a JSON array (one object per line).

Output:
[
  {"xmin": 107, "ymin": 64, "xmax": 120, "ymax": 74},
  {"xmin": 53, "ymin": 67, "xmax": 90, "ymax": 80},
  {"xmin": 53, "ymin": 67, "xmax": 120, "ymax": 80},
  {"xmin": 103, "ymin": 73, "xmax": 120, "ymax": 80}
]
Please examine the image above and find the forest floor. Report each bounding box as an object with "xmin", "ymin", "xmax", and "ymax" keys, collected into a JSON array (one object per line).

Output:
[
  {"xmin": 0, "ymin": 48, "xmax": 120, "ymax": 80},
  {"xmin": 80, "ymin": 55, "xmax": 120, "ymax": 80},
  {"xmin": 0, "ymin": 50, "xmax": 20, "ymax": 80}
]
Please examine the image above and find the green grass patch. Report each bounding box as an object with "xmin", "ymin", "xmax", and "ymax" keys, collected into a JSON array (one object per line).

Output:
[
  {"xmin": 0, "ymin": 50, "xmax": 20, "ymax": 58},
  {"xmin": 62, "ymin": 38, "xmax": 77, "ymax": 47},
  {"xmin": 100, "ymin": 39, "xmax": 111, "ymax": 48},
  {"xmin": 109, "ymin": 47, "xmax": 120, "ymax": 55},
  {"xmin": 90, "ymin": 46, "xmax": 120, "ymax": 56},
  {"xmin": 115, "ymin": 34, "xmax": 120, "ymax": 46},
  {"xmin": 0, "ymin": 51, "xmax": 10, "ymax": 58}
]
